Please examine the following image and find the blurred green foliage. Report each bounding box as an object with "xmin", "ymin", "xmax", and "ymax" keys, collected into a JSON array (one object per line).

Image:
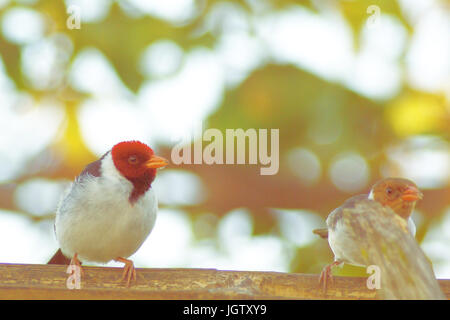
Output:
[{"xmin": 0, "ymin": 0, "xmax": 448, "ymax": 274}]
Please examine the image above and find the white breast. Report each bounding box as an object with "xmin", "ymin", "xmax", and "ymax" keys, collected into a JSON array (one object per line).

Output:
[
  {"xmin": 55, "ymin": 153, "xmax": 158, "ymax": 263},
  {"xmin": 407, "ymin": 216, "xmax": 416, "ymax": 236},
  {"xmin": 327, "ymin": 218, "xmax": 366, "ymax": 266}
]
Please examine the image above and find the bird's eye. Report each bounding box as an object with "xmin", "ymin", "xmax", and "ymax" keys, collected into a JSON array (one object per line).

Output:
[
  {"xmin": 386, "ymin": 187, "xmax": 393, "ymax": 195},
  {"xmin": 128, "ymin": 155, "xmax": 138, "ymax": 165}
]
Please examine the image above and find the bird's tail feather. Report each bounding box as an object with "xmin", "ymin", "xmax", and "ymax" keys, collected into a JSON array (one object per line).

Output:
[
  {"xmin": 313, "ymin": 228, "xmax": 329, "ymax": 239},
  {"xmin": 375, "ymin": 237, "xmax": 444, "ymax": 299},
  {"xmin": 47, "ymin": 249, "xmax": 71, "ymax": 265},
  {"xmin": 343, "ymin": 201, "xmax": 445, "ymax": 299}
]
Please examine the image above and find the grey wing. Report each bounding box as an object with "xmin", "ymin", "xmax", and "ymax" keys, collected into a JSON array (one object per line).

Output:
[
  {"xmin": 325, "ymin": 195, "xmax": 367, "ymax": 232},
  {"xmin": 338, "ymin": 199, "xmax": 444, "ymax": 300},
  {"xmin": 76, "ymin": 152, "xmax": 107, "ymax": 182}
]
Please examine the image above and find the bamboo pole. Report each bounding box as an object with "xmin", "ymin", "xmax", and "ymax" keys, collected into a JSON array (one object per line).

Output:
[{"xmin": 0, "ymin": 263, "xmax": 448, "ymax": 300}]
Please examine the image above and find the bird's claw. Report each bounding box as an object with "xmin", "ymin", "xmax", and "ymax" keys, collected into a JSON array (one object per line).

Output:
[
  {"xmin": 319, "ymin": 261, "xmax": 342, "ymax": 293},
  {"xmin": 115, "ymin": 257, "xmax": 137, "ymax": 287},
  {"xmin": 69, "ymin": 252, "xmax": 84, "ymax": 276}
]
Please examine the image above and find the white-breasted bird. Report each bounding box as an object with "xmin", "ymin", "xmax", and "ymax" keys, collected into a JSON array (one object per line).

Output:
[
  {"xmin": 315, "ymin": 177, "xmax": 445, "ymax": 299},
  {"xmin": 48, "ymin": 140, "xmax": 168, "ymax": 286}
]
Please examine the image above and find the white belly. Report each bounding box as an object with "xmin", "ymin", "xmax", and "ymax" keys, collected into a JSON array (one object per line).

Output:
[
  {"xmin": 328, "ymin": 219, "xmax": 366, "ymax": 266},
  {"xmin": 55, "ymin": 174, "xmax": 157, "ymax": 263}
]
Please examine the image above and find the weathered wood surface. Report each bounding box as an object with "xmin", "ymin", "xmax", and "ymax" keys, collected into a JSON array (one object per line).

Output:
[{"xmin": 0, "ymin": 263, "xmax": 448, "ymax": 300}]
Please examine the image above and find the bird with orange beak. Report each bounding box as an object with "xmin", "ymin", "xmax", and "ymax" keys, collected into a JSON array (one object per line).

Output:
[
  {"xmin": 48, "ymin": 141, "xmax": 168, "ymax": 287},
  {"xmin": 367, "ymin": 177, "xmax": 423, "ymax": 235},
  {"xmin": 316, "ymin": 177, "xmax": 444, "ymax": 299},
  {"xmin": 314, "ymin": 177, "xmax": 423, "ymax": 239}
]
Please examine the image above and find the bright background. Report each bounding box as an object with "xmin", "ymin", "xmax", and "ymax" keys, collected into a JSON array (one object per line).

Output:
[{"xmin": 0, "ymin": 0, "xmax": 449, "ymax": 278}]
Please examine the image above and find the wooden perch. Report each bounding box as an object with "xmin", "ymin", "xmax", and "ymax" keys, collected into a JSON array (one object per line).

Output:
[{"xmin": 0, "ymin": 263, "xmax": 448, "ymax": 300}]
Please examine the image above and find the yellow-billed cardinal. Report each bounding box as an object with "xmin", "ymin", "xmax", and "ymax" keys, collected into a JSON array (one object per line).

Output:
[
  {"xmin": 317, "ymin": 178, "xmax": 445, "ymax": 299},
  {"xmin": 48, "ymin": 141, "xmax": 168, "ymax": 287}
]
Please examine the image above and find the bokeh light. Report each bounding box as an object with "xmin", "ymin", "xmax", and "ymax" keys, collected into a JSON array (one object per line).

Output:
[
  {"xmin": 287, "ymin": 148, "xmax": 322, "ymax": 185},
  {"xmin": 139, "ymin": 40, "xmax": 184, "ymax": 78},
  {"xmin": 2, "ymin": 8, "xmax": 44, "ymax": 44},
  {"xmin": 329, "ymin": 152, "xmax": 370, "ymax": 193},
  {"xmin": 0, "ymin": 0, "xmax": 448, "ymax": 280}
]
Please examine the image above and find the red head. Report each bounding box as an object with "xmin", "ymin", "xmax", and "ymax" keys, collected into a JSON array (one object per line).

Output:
[
  {"xmin": 111, "ymin": 141, "xmax": 168, "ymax": 203},
  {"xmin": 369, "ymin": 177, "xmax": 423, "ymax": 219}
]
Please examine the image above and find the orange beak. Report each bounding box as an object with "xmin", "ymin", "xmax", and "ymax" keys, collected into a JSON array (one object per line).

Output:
[
  {"xmin": 145, "ymin": 154, "xmax": 168, "ymax": 169},
  {"xmin": 401, "ymin": 186, "xmax": 423, "ymax": 202}
]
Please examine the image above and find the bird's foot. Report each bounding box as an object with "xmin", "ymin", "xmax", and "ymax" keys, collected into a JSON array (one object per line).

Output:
[
  {"xmin": 69, "ymin": 252, "xmax": 84, "ymax": 276},
  {"xmin": 115, "ymin": 257, "xmax": 137, "ymax": 287},
  {"xmin": 319, "ymin": 260, "xmax": 342, "ymax": 293}
]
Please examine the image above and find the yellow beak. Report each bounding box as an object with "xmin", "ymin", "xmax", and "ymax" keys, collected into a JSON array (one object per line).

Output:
[
  {"xmin": 145, "ymin": 154, "xmax": 168, "ymax": 169},
  {"xmin": 401, "ymin": 186, "xmax": 423, "ymax": 202}
]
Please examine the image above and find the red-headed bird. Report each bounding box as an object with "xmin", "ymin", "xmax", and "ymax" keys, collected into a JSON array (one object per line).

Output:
[
  {"xmin": 316, "ymin": 178, "xmax": 444, "ymax": 299},
  {"xmin": 48, "ymin": 141, "xmax": 168, "ymax": 287}
]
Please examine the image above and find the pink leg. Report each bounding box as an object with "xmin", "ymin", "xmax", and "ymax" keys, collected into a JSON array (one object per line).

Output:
[
  {"xmin": 69, "ymin": 252, "xmax": 84, "ymax": 275},
  {"xmin": 114, "ymin": 257, "xmax": 137, "ymax": 287},
  {"xmin": 319, "ymin": 260, "xmax": 343, "ymax": 292}
]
